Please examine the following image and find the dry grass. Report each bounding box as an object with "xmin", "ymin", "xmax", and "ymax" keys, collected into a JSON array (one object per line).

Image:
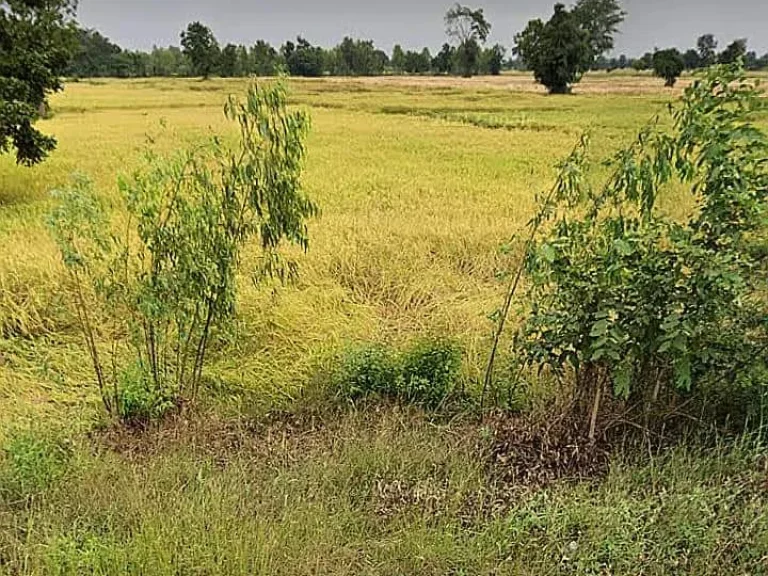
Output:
[
  {"xmin": 1, "ymin": 73, "xmax": 768, "ymax": 575},
  {"xmin": 0, "ymin": 73, "xmax": 763, "ymax": 433}
]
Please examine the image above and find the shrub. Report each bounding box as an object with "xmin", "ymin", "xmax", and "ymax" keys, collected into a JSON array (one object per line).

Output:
[
  {"xmin": 334, "ymin": 344, "xmax": 400, "ymax": 401},
  {"xmin": 489, "ymin": 64, "xmax": 768, "ymax": 434},
  {"xmin": 48, "ymin": 79, "xmax": 316, "ymax": 423},
  {"xmin": 401, "ymin": 338, "xmax": 462, "ymax": 409},
  {"xmin": 333, "ymin": 338, "xmax": 463, "ymax": 409}
]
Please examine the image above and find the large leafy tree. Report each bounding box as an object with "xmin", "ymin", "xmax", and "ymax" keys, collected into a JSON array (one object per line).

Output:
[
  {"xmin": 514, "ymin": 4, "xmax": 591, "ymax": 94},
  {"xmin": 571, "ymin": 0, "xmax": 625, "ymax": 62},
  {"xmin": 444, "ymin": 3, "xmax": 491, "ymax": 77},
  {"xmin": 697, "ymin": 34, "xmax": 718, "ymax": 67},
  {"xmin": 653, "ymin": 48, "xmax": 684, "ymax": 87},
  {"xmin": 180, "ymin": 21, "xmax": 219, "ymax": 79},
  {"xmin": 719, "ymin": 39, "xmax": 747, "ymax": 64},
  {"xmin": 1, "ymin": 0, "xmax": 77, "ymax": 166},
  {"xmin": 281, "ymin": 37, "xmax": 325, "ymax": 77}
]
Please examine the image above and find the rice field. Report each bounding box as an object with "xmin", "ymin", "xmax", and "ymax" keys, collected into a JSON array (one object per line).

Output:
[{"xmin": 1, "ymin": 73, "xmax": 767, "ymax": 574}]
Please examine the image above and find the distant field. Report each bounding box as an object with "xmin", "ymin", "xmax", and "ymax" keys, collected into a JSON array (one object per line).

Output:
[{"xmin": 2, "ymin": 73, "xmax": 768, "ymax": 574}]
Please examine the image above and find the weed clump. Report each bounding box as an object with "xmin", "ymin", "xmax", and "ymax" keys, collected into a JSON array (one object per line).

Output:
[
  {"xmin": 333, "ymin": 338, "xmax": 463, "ymax": 409},
  {"xmin": 0, "ymin": 428, "xmax": 72, "ymax": 500}
]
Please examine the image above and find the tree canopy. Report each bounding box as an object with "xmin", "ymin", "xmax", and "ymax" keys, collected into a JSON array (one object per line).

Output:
[
  {"xmin": 515, "ymin": 3, "xmax": 592, "ymax": 94},
  {"xmin": 444, "ymin": 3, "xmax": 492, "ymax": 77},
  {"xmin": 571, "ymin": 0, "xmax": 626, "ymax": 59},
  {"xmin": 0, "ymin": 0, "xmax": 78, "ymax": 166},
  {"xmin": 180, "ymin": 21, "xmax": 219, "ymax": 79},
  {"xmin": 652, "ymin": 48, "xmax": 685, "ymax": 87}
]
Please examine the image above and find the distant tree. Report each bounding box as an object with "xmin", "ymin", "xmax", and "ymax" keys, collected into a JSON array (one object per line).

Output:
[
  {"xmin": 149, "ymin": 46, "xmax": 189, "ymax": 77},
  {"xmin": 251, "ymin": 40, "xmax": 280, "ymax": 76},
  {"xmin": 404, "ymin": 48, "xmax": 431, "ymax": 74},
  {"xmin": 0, "ymin": 0, "xmax": 78, "ymax": 166},
  {"xmin": 515, "ymin": 4, "xmax": 592, "ymax": 94},
  {"xmin": 432, "ymin": 43, "xmax": 455, "ymax": 74},
  {"xmin": 480, "ymin": 44, "xmax": 505, "ymax": 75},
  {"xmin": 333, "ymin": 37, "xmax": 386, "ymax": 76},
  {"xmin": 282, "ymin": 37, "xmax": 324, "ymax": 77},
  {"xmin": 571, "ymin": 0, "xmax": 626, "ymax": 63},
  {"xmin": 653, "ymin": 48, "xmax": 684, "ymax": 87},
  {"xmin": 696, "ymin": 34, "xmax": 718, "ymax": 67},
  {"xmin": 719, "ymin": 39, "xmax": 747, "ymax": 64},
  {"xmin": 219, "ymin": 43, "xmax": 239, "ymax": 77},
  {"xmin": 180, "ymin": 22, "xmax": 220, "ymax": 79},
  {"xmin": 234, "ymin": 45, "xmax": 250, "ymax": 76},
  {"xmin": 67, "ymin": 28, "xmax": 122, "ymax": 77},
  {"xmin": 391, "ymin": 44, "xmax": 406, "ymax": 73},
  {"xmin": 632, "ymin": 51, "xmax": 654, "ymax": 70},
  {"xmin": 682, "ymin": 48, "xmax": 701, "ymax": 70},
  {"xmin": 444, "ymin": 3, "xmax": 491, "ymax": 77}
]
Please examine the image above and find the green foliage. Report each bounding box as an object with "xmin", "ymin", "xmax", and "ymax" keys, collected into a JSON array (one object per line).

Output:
[
  {"xmin": 719, "ymin": 39, "xmax": 747, "ymax": 65},
  {"xmin": 653, "ymin": 48, "xmax": 685, "ymax": 87},
  {"xmin": 444, "ymin": 3, "xmax": 492, "ymax": 77},
  {"xmin": 0, "ymin": 0, "xmax": 77, "ymax": 165},
  {"xmin": 571, "ymin": 0, "xmax": 626, "ymax": 60},
  {"xmin": 517, "ymin": 64, "xmax": 768, "ymax": 427},
  {"xmin": 334, "ymin": 339, "xmax": 463, "ymax": 409},
  {"xmin": 334, "ymin": 344, "xmax": 401, "ymax": 401},
  {"xmin": 281, "ymin": 37, "xmax": 325, "ymax": 77},
  {"xmin": 697, "ymin": 34, "xmax": 718, "ymax": 67},
  {"xmin": 0, "ymin": 428, "xmax": 71, "ymax": 499},
  {"xmin": 514, "ymin": 4, "xmax": 592, "ymax": 94},
  {"xmin": 48, "ymin": 80, "xmax": 316, "ymax": 422},
  {"xmin": 479, "ymin": 44, "xmax": 505, "ymax": 76},
  {"xmin": 401, "ymin": 338, "xmax": 463, "ymax": 409},
  {"xmin": 330, "ymin": 37, "xmax": 388, "ymax": 76},
  {"xmin": 180, "ymin": 21, "xmax": 220, "ymax": 79}
]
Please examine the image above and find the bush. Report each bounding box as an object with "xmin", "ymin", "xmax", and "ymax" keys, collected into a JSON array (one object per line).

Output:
[
  {"xmin": 0, "ymin": 428, "xmax": 72, "ymax": 499},
  {"xmin": 401, "ymin": 338, "xmax": 462, "ymax": 409},
  {"xmin": 114, "ymin": 362, "xmax": 177, "ymax": 425},
  {"xmin": 48, "ymin": 79, "xmax": 316, "ymax": 423},
  {"xmin": 508, "ymin": 64, "xmax": 768, "ymax": 435},
  {"xmin": 334, "ymin": 344, "xmax": 400, "ymax": 401},
  {"xmin": 333, "ymin": 338, "xmax": 463, "ymax": 409}
]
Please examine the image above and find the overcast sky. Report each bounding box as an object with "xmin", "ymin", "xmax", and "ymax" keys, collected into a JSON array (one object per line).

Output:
[{"xmin": 76, "ymin": 0, "xmax": 768, "ymax": 57}]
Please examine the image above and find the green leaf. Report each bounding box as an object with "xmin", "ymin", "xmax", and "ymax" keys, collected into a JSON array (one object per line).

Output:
[
  {"xmin": 590, "ymin": 319, "xmax": 609, "ymax": 338},
  {"xmin": 613, "ymin": 363, "xmax": 632, "ymax": 399}
]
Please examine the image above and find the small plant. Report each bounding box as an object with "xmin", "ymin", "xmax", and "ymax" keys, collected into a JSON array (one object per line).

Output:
[
  {"xmin": 333, "ymin": 338, "xmax": 463, "ymax": 409},
  {"xmin": 401, "ymin": 338, "xmax": 462, "ymax": 409},
  {"xmin": 48, "ymin": 80, "xmax": 316, "ymax": 422},
  {"xmin": 0, "ymin": 428, "xmax": 72, "ymax": 500},
  {"xmin": 333, "ymin": 344, "xmax": 400, "ymax": 401}
]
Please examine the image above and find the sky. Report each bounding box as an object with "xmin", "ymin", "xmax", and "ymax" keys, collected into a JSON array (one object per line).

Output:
[{"xmin": 76, "ymin": 0, "xmax": 768, "ymax": 57}]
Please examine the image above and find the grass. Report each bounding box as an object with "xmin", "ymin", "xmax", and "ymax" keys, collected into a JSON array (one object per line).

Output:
[{"xmin": 1, "ymin": 72, "xmax": 767, "ymax": 573}]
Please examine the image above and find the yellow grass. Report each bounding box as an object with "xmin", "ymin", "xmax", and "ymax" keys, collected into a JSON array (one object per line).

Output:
[{"xmin": 0, "ymin": 72, "xmax": 764, "ymax": 433}]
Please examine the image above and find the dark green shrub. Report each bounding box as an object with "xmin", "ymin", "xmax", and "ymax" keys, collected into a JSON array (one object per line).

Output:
[
  {"xmin": 401, "ymin": 338, "xmax": 462, "ymax": 409},
  {"xmin": 114, "ymin": 363, "xmax": 177, "ymax": 425},
  {"xmin": 512, "ymin": 64, "xmax": 768, "ymax": 435},
  {"xmin": 334, "ymin": 344, "xmax": 400, "ymax": 401},
  {"xmin": 0, "ymin": 428, "xmax": 72, "ymax": 499},
  {"xmin": 333, "ymin": 338, "xmax": 463, "ymax": 409}
]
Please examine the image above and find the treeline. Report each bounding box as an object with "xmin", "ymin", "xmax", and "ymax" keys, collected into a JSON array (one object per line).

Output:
[
  {"xmin": 593, "ymin": 36, "xmax": 768, "ymax": 72},
  {"xmin": 66, "ymin": 27, "xmax": 510, "ymax": 79},
  {"xmin": 64, "ymin": 10, "xmax": 768, "ymax": 82}
]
